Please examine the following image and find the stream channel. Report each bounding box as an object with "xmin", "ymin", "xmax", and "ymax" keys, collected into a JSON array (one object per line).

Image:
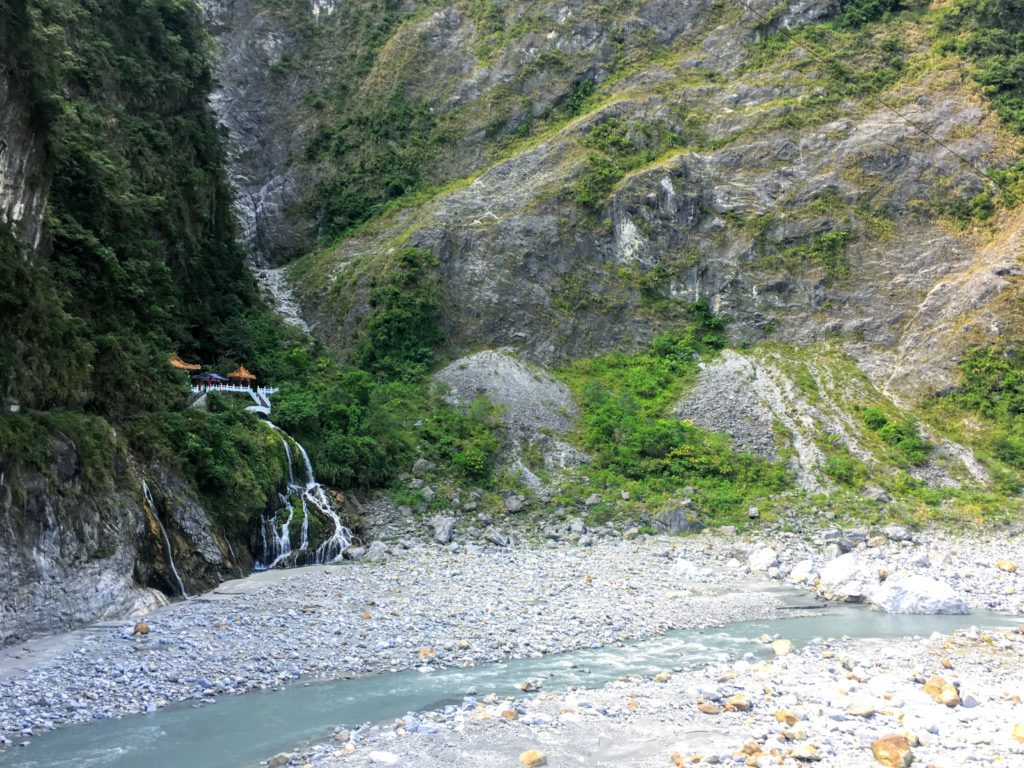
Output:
[{"xmin": 3, "ymin": 606, "xmax": 1021, "ymax": 768}]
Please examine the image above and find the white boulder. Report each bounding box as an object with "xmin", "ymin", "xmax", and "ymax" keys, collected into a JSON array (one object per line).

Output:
[
  {"xmin": 748, "ymin": 547, "xmax": 779, "ymax": 572},
  {"xmin": 672, "ymin": 558, "xmax": 701, "ymax": 577},
  {"xmin": 817, "ymin": 552, "xmax": 876, "ymax": 602},
  {"xmin": 869, "ymin": 573, "xmax": 969, "ymax": 615},
  {"xmin": 789, "ymin": 558, "xmax": 817, "ymax": 584}
]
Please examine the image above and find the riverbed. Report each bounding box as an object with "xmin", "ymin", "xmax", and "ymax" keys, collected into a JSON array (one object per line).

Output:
[{"xmin": 1, "ymin": 531, "xmax": 1022, "ymax": 767}]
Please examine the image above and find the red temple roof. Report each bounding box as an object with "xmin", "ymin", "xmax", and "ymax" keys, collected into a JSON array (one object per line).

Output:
[
  {"xmin": 169, "ymin": 354, "xmax": 201, "ymax": 371},
  {"xmin": 228, "ymin": 365, "xmax": 256, "ymax": 381}
]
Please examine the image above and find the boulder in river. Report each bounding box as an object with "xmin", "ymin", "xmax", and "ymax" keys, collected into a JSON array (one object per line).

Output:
[
  {"xmin": 817, "ymin": 553, "xmax": 876, "ymax": 602},
  {"xmin": 771, "ymin": 638, "xmax": 795, "ymax": 656},
  {"xmin": 870, "ymin": 573, "xmax": 969, "ymax": 615}
]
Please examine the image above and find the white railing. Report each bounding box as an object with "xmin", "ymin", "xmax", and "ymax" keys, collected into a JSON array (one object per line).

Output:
[
  {"xmin": 189, "ymin": 384, "xmax": 279, "ymax": 414},
  {"xmin": 190, "ymin": 384, "xmax": 278, "ymax": 396}
]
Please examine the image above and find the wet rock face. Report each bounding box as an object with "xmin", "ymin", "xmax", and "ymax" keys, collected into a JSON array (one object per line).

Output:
[
  {"xmin": 0, "ymin": 439, "xmax": 252, "ymax": 646},
  {"xmin": 198, "ymin": 0, "xmax": 315, "ymax": 264},
  {"xmin": 0, "ymin": 436, "xmax": 147, "ymax": 645},
  {"xmin": 0, "ymin": 67, "xmax": 49, "ymax": 250}
]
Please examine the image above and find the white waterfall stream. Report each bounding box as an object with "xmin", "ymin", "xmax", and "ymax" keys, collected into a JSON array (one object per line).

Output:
[
  {"xmin": 257, "ymin": 422, "xmax": 352, "ymax": 569},
  {"xmin": 141, "ymin": 480, "xmax": 189, "ymax": 598}
]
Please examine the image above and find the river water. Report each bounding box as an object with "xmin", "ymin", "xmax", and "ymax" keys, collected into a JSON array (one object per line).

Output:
[{"xmin": 2, "ymin": 607, "xmax": 1021, "ymax": 768}]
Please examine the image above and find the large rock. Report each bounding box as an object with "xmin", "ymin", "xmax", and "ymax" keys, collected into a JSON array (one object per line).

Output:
[
  {"xmin": 427, "ymin": 515, "xmax": 456, "ymax": 544},
  {"xmin": 653, "ymin": 504, "xmax": 700, "ymax": 534},
  {"xmin": 748, "ymin": 547, "xmax": 778, "ymax": 572},
  {"xmin": 883, "ymin": 524, "xmax": 912, "ymax": 542},
  {"xmin": 869, "ymin": 573, "xmax": 969, "ymax": 615},
  {"xmin": 484, "ymin": 526, "xmax": 510, "ymax": 547},
  {"xmin": 817, "ymin": 553, "xmax": 876, "ymax": 602},
  {"xmin": 518, "ymin": 750, "xmax": 547, "ymax": 767},
  {"xmin": 789, "ymin": 559, "xmax": 817, "ymax": 584},
  {"xmin": 871, "ymin": 734, "xmax": 913, "ymax": 767},
  {"xmin": 504, "ymin": 494, "xmax": 526, "ymax": 513},
  {"xmin": 362, "ymin": 541, "xmax": 389, "ymax": 564}
]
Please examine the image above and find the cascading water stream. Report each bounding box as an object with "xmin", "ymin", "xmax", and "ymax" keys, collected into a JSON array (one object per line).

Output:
[
  {"xmin": 257, "ymin": 422, "xmax": 352, "ymax": 569},
  {"xmin": 293, "ymin": 440, "xmax": 351, "ymax": 563},
  {"xmin": 141, "ymin": 480, "xmax": 189, "ymax": 598}
]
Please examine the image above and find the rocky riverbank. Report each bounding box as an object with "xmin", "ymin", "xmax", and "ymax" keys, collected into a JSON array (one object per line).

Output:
[
  {"xmin": 287, "ymin": 621, "xmax": 1024, "ymax": 768},
  {"xmin": 0, "ymin": 525, "xmax": 1020, "ymax": 763},
  {"xmin": 0, "ymin": 536, "xmax": 793, "ymax": 745}
]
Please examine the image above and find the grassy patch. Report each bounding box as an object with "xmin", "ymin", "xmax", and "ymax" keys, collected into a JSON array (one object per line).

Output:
[
  {"xmin": 556, "ymin": 306, "xmax": 791, "ymax": 525},
  {"xmin": 572, "ymin": 117, "xmax": 688, "ymax": 209},
  {"xmin": 765, "ymin": 229, "xmax": 854, "ymax": 277}
]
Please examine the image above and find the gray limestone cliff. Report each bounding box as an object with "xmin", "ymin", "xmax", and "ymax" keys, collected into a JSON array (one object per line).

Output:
[
  {"xmin": 217, "ymin": 0, "xmax": 1021, "ymax": 403},
  {"xmin": 0, "ymin": 61, "xmax": 49, "ymax": 250},
  {"xmin": 0, "ymin": 435, "xmax": 254, "ymax": 645},
  {"xmin": 200, "ymin": 0, "xmax": 318, "ymax": 264}
]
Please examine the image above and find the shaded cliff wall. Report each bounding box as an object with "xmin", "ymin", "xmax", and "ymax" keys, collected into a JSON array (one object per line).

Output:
[{"xmin": 0, "ymin": 430, "xmax": 253, "ymax": 645}]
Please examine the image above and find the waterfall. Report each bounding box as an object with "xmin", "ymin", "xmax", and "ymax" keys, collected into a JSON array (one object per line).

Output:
[
  {"xmin": 257, "ymin": 423, "xmax": 352, "ymax": 569},
  {"xmin": 281, "ymin": 434, "xmax": 296, "ymax": 486},
  {"xmin": 142, "ymin": 480, "xmax": 189, "ymax": 598},
  {"xmin": 293, "ymin": 440, "xmax": 352, "ymax": 564}
]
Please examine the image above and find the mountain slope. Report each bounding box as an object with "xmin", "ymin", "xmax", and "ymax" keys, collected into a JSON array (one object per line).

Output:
[{"xmin": 273, "ymin": 0, "xmax": 1022, "ymax": 402}]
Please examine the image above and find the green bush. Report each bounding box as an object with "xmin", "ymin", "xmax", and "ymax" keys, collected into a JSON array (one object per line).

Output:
[
  {"xmin": 861, "ymin": 406, "xmax": 889, "ymax": 430},
  {"xmin": 560, "ymin": 305, "xmax": 789, "ymax": 520},
  {"xmin": 834, "ymin": 0, "xmax": 905, "ymax": 29},
  {"xmin": 572, "ymin": 118, "xmax": 687, "ymax": 209},
  {"xmin": 939, "ymin": 0, "xmax": 1024, "ymax": 134},
  {"xmin": 772, "ymin": 230, "xmax": 854, "ymax": 277},
  {"xmin": 126, "ymin": 408, "xmax": 285, "ymax": 534},
  {"xmin": 860, "ymin": 406, "xmax": 931, "ymax": 465},
  {"xmin": 944, "ymin": 345, "xmax": 1024, "ymax": 469},
  {"xmin": 307, "ymin": 95, "xmax": 439, "ymax": 239},
  {"xmin": 356, "ymin": 248, "xmax": 445, "ymax": 380},
  {"xmin": 824, "ymin": 453, "xmax": 866, "ymax": 485}
]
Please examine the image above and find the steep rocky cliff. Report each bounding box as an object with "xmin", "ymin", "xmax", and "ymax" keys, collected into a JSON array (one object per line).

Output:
[
  {"xmin": 0, "ymin": 11, "xmax": 49, "ymax": 251},
  {"xmin": 189, "ymin": 0, "xmax": 1024, "ymax": 513},
  {"xmin": 0, "ymin": 0, "xmax": 299, "ymax": 644},
  {"xmin": 0, "ymin": 431, "xmax": 255, "ymax": 644},
  {"xmin": 274, "ymin": 0, "xmax": 1021, "ymax": 403},
  {"xmin": 3, "ymin": 0, "xmax": 1023, "ymax": 643}
]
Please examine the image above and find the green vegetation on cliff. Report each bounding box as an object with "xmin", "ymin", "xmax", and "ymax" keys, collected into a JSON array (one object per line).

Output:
[
  {"xmin": 558, "ymin": 306, "xmax": 790, "ymax": 525},
  {"xmin": 5, "ymin": 0, "xmax": 1024, "ymax": 544},
  {"xmin": 0, "ymin": 0, "xmax": 505, "ymax": 524},
  {"xmin": 929, "ymin": 344, "xmax": 1024, "ymax": 489},
  {"xmin": 939, "ymin": 0, "xmax": 1024, "ymax": 134},
  {"xmin": 1, "ymin": 0, "xmax": 257, "ymax": 415}
]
